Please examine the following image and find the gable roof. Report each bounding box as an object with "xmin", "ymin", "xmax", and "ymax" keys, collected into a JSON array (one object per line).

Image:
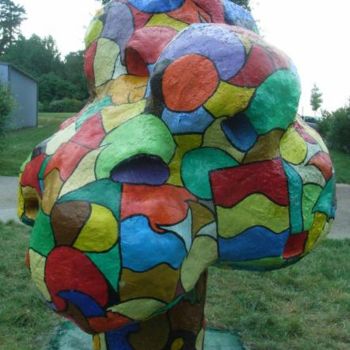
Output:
[{"xmin": 0, "ymin": 61, "xmax": 38, "ymax": 82}]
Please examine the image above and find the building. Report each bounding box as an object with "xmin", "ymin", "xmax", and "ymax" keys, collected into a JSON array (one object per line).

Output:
[{"xmin": 0, "ymin": 62, "xmax": 38, "ymax": 129}]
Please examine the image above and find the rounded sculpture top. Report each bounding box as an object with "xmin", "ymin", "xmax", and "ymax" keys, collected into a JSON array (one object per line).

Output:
[{"xmin": 18, "ymin": 0, "xmax": 336, "ymax": 339}]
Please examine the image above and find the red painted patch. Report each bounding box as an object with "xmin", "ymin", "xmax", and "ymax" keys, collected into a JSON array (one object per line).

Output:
[
  {"xmin": 168, "ymin": 0, "xmax": 201, "ymax": 24},
  {"xmin": 44, "ymin": 142, "xmax": 90, "ymax": 181},
  {"xmin": 230, "ymin": 45, "xmax": 275, "ymax": 87},
  {"xmin": 45, "ymin": 247, "xmax": 109, "ymax": 311},
  {"xmin": 89, "ymin": 312, "xmax": 133, "ymax": 333},
  {"xmin": 71, "ymin": 114, "xmax": 105, "ymax": 149},
  {"xmin": 84, "ymin": 41, "xmax": 97, "ymax": 83},
  {"xmin": 60, "ymin": 116, "xmax": 78, "ymax": 130},
  {"xmin": 308, "ymin": 152, "xmax": 333, "ymax": 181},
  {"xmin": 283, "ymin": 232, "xmax": 307, "ymax": 259},
  {"xmin": 21, "ymin": 154, "xmax": 46, "ymax": 195},
  {"xmin": 128, "ymin": 4, "xmax": 152, "ymax": 29},
  {"xmin": 125, "ymin": 26, "xmax": 177, "ymax": 75},
  {"xmin": 210, "ymin": 159, "xmax": 289, "ymax": 207},
  {"xmin": 121, "ymin": 184, "xmax": 196, "ymax": 232},
  {"xmin": 192, "ymin": 0, "xmax": 225, "ymax": 22}
]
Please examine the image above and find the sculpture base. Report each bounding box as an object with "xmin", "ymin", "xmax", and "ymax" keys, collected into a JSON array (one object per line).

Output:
[{"xmin": 47, "ymin": 322, "xmax": 244, "ymax": 350}]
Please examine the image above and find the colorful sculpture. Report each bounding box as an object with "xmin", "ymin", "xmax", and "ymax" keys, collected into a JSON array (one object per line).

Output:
[{"xmin": 18, "ymin": 1, "xmax": 336, "ymax": 349}]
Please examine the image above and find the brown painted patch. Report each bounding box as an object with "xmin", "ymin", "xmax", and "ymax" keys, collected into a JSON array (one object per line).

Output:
[
  {"xmin": 42, "ymin": 170, "xmax": 63, "ymax": 215},
  {"xmin": 189, "ymin": 202, "xmax": 215, "ymax": 236},
  {"xmin": 60, "ymin": 302, "xmax": 94, "ymax": 334},
  {"xmin": 120, "ymin": 264, "xmax": 180, "ymax": 302},
  {"xmin": 51, "ymin": 201, "xmax": 91, "ymax": 246}
]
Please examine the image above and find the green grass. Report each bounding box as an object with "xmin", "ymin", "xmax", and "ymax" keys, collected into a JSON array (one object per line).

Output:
[
  {"xmin": 0, "ymin": 222, "xmax": 61, "ymax": 350},
  {"xmin": 330, "ymin": 149, "xmax": 350, "ymax": 184},
  {"xmin": 0, "ymin": 221, "xmax": 349, "ymax": 349},
  {"xmin": 0, "ymin": 113, "xmax": 73, "ymax": 176},
  {"xmin": 206, "ymin": 239, "xmax": 350, "ymax": 350}
]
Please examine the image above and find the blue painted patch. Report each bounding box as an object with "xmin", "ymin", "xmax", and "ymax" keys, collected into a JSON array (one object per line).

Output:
[
  {"xmin": 129, "ymin": 0, "xmax": 184, "ymax": 13},
  {"xmin": 222, "ymin": 0, "xmax": 258, "ymax": 33},
  {"xmin": 219, "ymin": 227, "xmax": 290, "ymax": 261},
  {"xmin": 221, "ymin": 113, "xmax": 258, "ymax": 151},
  {"xmin": 106, "ymin": 323, "xmax": 139, "ymax": 350},
  {"xmin": 160, "ymin": 24, "xmax": 245, "ymax": 80},
  {"xmin": 58, "ymin": 291, "xmax": 105, "ymax": 317},
  {"xmin": 283, "ymin": 161, "xmax": 303, "ymax": 233},
  {"xmin": 162, "ymin": 107, "xmax": 214, "ymax": 134},
  {"xmin": 120, "ymin": 216, "xmax": 187, "ymax": 271}
]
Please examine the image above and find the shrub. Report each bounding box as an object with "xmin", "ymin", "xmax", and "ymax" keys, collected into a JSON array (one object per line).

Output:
[
  {"xmin": 0, "ymin": 84, "xmax": 14, "ymax": 148},
  {"xmin": 327, "ymin": 105, "xmax": 350, "ymax": 153},
  {"xmin": 48, "ymin": 98, "xmax": 84, "ymax": 112}
]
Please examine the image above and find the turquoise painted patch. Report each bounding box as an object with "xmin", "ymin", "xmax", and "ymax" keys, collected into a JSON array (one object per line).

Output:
[
  {"xmin": 313, "ymin": 177, "xmax": 336, "ymax": 218},
  {"xmin": 283, "ymin": 161, "xmax": 303, "ymax": 233}
]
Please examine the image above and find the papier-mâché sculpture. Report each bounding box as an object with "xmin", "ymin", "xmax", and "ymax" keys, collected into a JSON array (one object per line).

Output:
[{"xmin": 18, "ymin": 1, "xmax": 336, "ymax": 349}]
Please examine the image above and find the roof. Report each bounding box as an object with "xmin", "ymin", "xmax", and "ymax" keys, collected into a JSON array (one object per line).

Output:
[{"xmin": 0, "ymin": 61, "xmax": 38, "ymax": 82}]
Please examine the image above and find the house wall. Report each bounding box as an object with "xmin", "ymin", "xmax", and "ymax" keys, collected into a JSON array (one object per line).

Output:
[
  {"xmin": 8, "ymin": 67, "xmax": 38, "ymax": 129},
  {"xmin": 0, "ymin": 64, "xmax": 9, "ymax": 83}
]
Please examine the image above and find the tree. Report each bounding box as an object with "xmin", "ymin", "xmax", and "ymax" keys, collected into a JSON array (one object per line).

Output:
[
  {"xmin": 0, "ymin": 83, "xmax": 13, "ymax": 148},
  {"xmin": 0, "ymin": 0, "xmax": 26, "ymax": 55},
  {"xmin": 310, "ymin": 84, "xmax": 323, "ymax": 114}
]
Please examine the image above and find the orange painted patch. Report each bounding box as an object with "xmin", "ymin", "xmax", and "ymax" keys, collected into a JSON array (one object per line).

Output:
[
  {"xmin": 121, "ymin": 184, "xmax": 196, "ymax": 232},
  {"xmin": 163, "ymin": 54, "xmax": 219, "ymax": 112},
  {"xmin": 308, "ymin": 152, "xmax": 333, "ymax": 181},
  {"xmin": 89, "ymin": 312, "xmax": 132, "ymax": 333}
]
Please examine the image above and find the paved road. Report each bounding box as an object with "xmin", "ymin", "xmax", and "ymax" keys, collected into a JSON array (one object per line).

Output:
[{"xmin": 0, "ymin": 176, "xmax": 349, "ymax": 239}]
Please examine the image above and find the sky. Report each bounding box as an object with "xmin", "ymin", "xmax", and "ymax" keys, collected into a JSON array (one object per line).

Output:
[{"xmin": 16, "ymin": 0, "xmax": 350, "ymax": 115}]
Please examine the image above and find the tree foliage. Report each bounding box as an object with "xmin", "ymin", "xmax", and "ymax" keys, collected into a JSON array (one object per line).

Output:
[
  {"xmin": 310, "ymin": 84, "xmax": 323, "ymax": 113},
  {"xmin": 0, "ymin": 0, "xmax": 26, "ymax": 55},
  {"xmin": 0, "ymin": 83, "xmax": 13, "ymax": 147}
]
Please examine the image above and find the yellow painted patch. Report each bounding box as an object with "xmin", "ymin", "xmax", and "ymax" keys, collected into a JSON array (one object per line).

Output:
[
  {"xmin": 304, "ymin": 212, "xmax": 327, "ymax": 253},
  {"xmin": 189, "ymin": 202, "xmax": 215, "ymax": 236},
  {"xmin": 168, "ymin": 134, "xmax": 202, "ymax": 186},
  {"xmin": 73, "ymin": 204, "xmax": 118, "ymax": 252},
  {"xmin": 244, "ymin": 130, "xmax": 283, "ymax": 163},
  {"xmin": 171, "ymin": 338, "xmax": 185, "ymax": 350},
  {"xmin": 29, "ymin": 249, "xmax": 51, "ymax": 301},
  {"xmin": 102, "ymin": 100, "xmax": 146, "ymax": 132},
  {"xmin": 17, "ymin": 178, "xmax": 24, "ymax": 219},
  {"xmin": 280, "ymin": 126, "xmax": 307, "ymax": 165},
  {"xmin": 217, "ymin": 194, "xmax": 290, "ymax": 238},
  {"xmin": 298, "ymin": 117, "xmax": 329, "ymax": 152},
  {"xmin": 120, "ymin": 264, "xmax": 180, "ymax": 303},
  {"xmin": 108, "ymin": 299, "xmax": 166, "ymax": 320},
  {"xmin": 85, "ymin": 19, "xmax": 103, "ymax": 48},
  {"xmin": 94, "ymin": 38, "xmax": 120, "ymax": 87},
  {"xmin": 203, "ymin": 118, "xmax": 245, "ymax": 162},
  {"xmin": 21, "ymin": 186, "xmax": 41, "ymax": 221},
  {"xmin": 107, "ymin": 75, "xmax": 148, "ymax": 105},
  {"xmin": 181, "ymin": 236, "xmax": 218, "ymax": 292},
  {"xmin": 146, "ymin": 14, "xmax": 188, "ymax": 31},
  {"xmin": 93, "ymin": 334, "xmax": 107, "ymax": 350},
  {"xmin": 60, "ymin": 149, "xmax": 102, "ymax": 197},
  {"xmin": 204, "ymin": 82, "xmax": 255, "ymax": 118},
  {"xmin": 195, "ymin": 329, "xmax": 205, "ymax": 350},
  {"xmin": 46, "ymin": 123, "xmax": 76, "ymax": 155},
  {"xmin": 42, "ymin": 170, "xmax": 63, "ymax": 214}
]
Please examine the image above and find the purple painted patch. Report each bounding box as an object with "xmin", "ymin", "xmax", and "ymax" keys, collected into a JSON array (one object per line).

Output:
[
  {"xmin": 159, "ymin": 24, "xmax": 245, "ymax": 80},
  {"xmin": 102, "ymin": 2, "xmax": 134, "ymax": 61},
  {"xmin": 111, "ymin": 155, "xmax": 170, "ymax": 185}
]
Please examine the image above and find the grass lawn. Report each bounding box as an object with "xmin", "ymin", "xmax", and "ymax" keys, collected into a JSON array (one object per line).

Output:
[
  {"xmin": 330, "ymin": 149, "xmax": 350, "ymax": 184},
  {"xmin": 0, "ymin": 222, "xmax": 349, "ymax": 350},
  {"xmin": 0, "ymin": 113, "xmax": 73, "ymax": 176}
]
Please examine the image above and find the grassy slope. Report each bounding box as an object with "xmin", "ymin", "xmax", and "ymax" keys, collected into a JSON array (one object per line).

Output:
[
  {"xmin": 0, "ymin": 113, "xmax": 73, "ymax": 176},
  {"xmin": 0, "ymin": 222, "xmax": 349, "ymax": 349}
]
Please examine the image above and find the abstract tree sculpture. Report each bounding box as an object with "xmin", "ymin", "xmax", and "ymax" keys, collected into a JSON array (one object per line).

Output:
[{"xmin": 18, "ymin": 1, "xmax": 336, "ymax": 349}]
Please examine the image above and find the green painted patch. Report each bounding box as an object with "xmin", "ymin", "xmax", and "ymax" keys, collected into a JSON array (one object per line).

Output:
[
  {"xmin": 302, "ymin": 184, "xmax": 323, "ymax": 231},
  {"xmin": 96, "ymin": 114, "xmax": 176, "ymax": 178},
  {"xmin": 247, "ymin": 69, "xmax": 301, "ymax": 134},
  {"xmin": 86, "ymin": 244, "xmax": 121, "ymax": 292},
  {"xmin": 58, "ymin": 180, "xmax": 122, "ymax": 219},
  {"xmin": 181, "ymin": 147, "xmax": 238, "ymax": 200},
  {"xmin": 313, "ymin": 177, "xmax": 336, "ymax": 218},
  {"xmin": 30, "ymin": 210, "xmax": 55, "ymax": 256}
]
